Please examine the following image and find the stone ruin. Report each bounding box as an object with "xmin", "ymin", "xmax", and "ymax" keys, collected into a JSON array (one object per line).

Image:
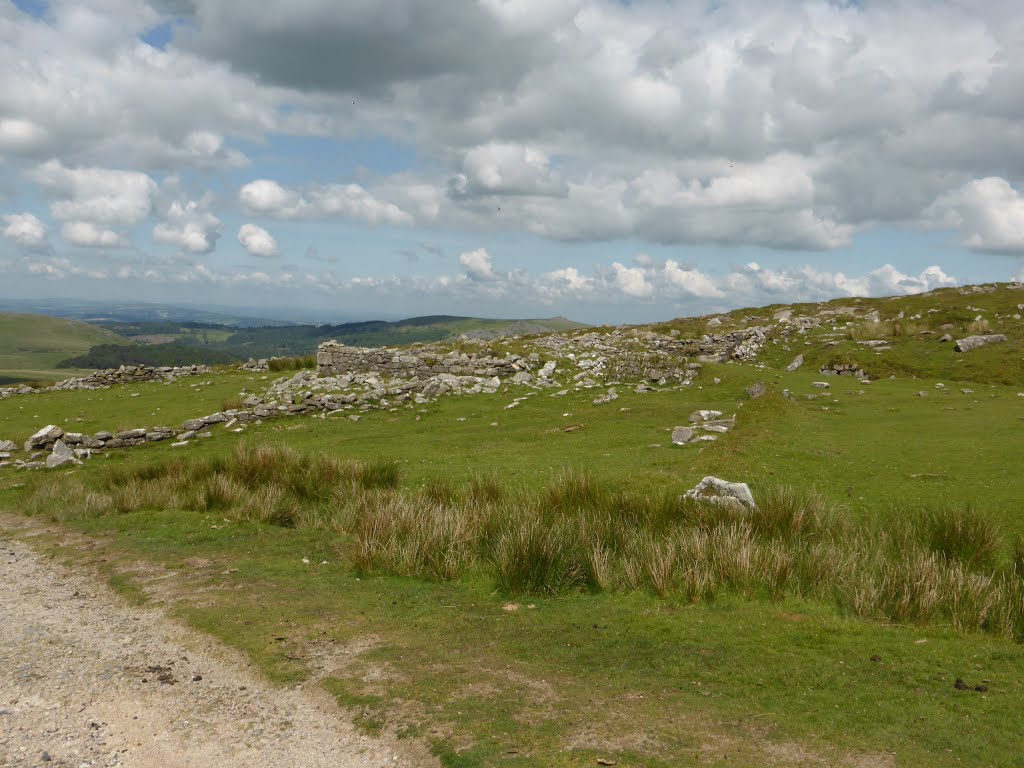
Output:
[{"xmin": 316, "ymin": 342, "xmax": 533, "ymax": 379}]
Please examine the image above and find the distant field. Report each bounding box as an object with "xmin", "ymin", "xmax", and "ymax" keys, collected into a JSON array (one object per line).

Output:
[{"xmin": 0, "ymin": 312, "xmax": 129, "ymax": 384}]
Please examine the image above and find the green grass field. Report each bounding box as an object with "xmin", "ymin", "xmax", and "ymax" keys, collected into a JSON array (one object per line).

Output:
[{"xmin": 2, "ymin": 283, "xmax": 1024, "ymax": 766}]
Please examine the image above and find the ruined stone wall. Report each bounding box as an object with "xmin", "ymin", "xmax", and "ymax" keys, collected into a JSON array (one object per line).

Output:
[{"xmin": 316, "ymin": 341, "xmax": 533, "ymax": 379}]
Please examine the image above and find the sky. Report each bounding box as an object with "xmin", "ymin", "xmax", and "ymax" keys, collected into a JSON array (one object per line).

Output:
[{"xmin": 2, "ymin": 0, "xmax": 1024, "ymax": 324}]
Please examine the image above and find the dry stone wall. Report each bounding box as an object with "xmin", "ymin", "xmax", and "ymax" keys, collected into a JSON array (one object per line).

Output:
[
  {"xmin": 0, "ymin": 364, "xmax": 211, "ymax": 399},
  {"xmin": 317, "ymin": 342, "xmax": 533, "ymax": 379}
]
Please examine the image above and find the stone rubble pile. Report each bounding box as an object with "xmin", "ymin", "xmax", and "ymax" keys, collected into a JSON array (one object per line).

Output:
[{"xmin": 671, "ymin": 409, "xmax": 736, "ymax": 446}]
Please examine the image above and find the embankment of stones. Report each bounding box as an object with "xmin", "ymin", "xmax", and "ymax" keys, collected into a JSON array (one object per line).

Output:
[{"xmin": 316, "ymin": 341, "xmax": 534, "ymax": 379}]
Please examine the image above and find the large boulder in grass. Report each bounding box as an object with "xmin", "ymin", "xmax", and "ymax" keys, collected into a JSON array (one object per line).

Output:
[
  {"xmin": 684, "ymin": 476, "xmax": 757, "ymax": 510},
  {"xmin": 954, "ymin": 334, "xmax": 1007, "ymax": 352},
  {"xmin": 45, "ymin": 439, "xmax": 81, "ymax": 469}
]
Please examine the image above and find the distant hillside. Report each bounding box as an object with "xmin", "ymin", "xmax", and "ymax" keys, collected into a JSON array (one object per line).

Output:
[
  {"xmin": 0, "ymin": 312, "xmax": 129, "ymax": 385},
  {"xmin": 56, "ymin": 343, "xmax": 241, "ymax": 370},
  {"xmin": 0, "ymin": 298, "xmax": 296, "ymax": 327},
  {"xmin": 0, "ymin": 313, "xmax": 589, "ymax": 383},
  {"xmin": 95, "ymin": 315, "xmax": 590, "ymax": 359}
]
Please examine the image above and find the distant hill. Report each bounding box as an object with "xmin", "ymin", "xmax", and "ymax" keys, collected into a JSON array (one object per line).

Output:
[
  {"xmin": 0, "ymin": 298, "xmax": 297, "ymax": 328},
  {"xmin": 95, "ymin": 315, "xmax": 590, "ymax": 360},
  {"xmin": 0, "ymin": 312, "xmax": 128, "ymax": 385},
  {"xmin": 0, "ymin": 312, "xmax": 590, "ymax": 384}
]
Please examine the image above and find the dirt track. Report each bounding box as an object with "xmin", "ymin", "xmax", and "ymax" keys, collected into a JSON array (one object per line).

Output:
[{"xmin": 0, "ymin": 532, "xmax": 425, "ymax": 768}]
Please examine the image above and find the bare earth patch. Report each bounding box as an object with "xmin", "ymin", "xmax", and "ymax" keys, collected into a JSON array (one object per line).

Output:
[{"xmin": 0, "ymin": 532, "xmax": 432, "ymax": 768}]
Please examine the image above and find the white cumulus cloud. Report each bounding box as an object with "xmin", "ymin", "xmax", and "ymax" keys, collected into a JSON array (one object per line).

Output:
[
  {"xmin": 2, "ymin": 213, "xmax": 49, "ymax": 251},
  {"xmin": 926, "ymin": 177, "xmax": 1024, "ymax": 254},
  {"xmin": 61, "ymin": 221, "xmax": 128, "ymax": 248},
  {"xmin": 237, "ymin": 223, "xmax": 280, "ymax": 257},
  {"xmin": 459, "ymin": 248, "xmax": 498, "ymax": 281},
  {"xmin": 663, "ymin": 259, "xmax": 724, "ymax": 298},
  {"xmin": 611, "ymin": 261, "xmax": 653, "ymax": 298},
  {"xmin": 153, "ymin": 197, "xmax": 222, "ymax": 254},
  {"xmin": 240, "ymin": 179, "xmax": 412, "ymax": 226},
  {"xmin": 28, "ymin": 159, "xmax": 157, "ymax": 226}
]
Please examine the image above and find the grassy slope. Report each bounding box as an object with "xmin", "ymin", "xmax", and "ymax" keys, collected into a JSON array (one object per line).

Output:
[
  {"xmin": 0, "ymin": 312, "xmax": 128, "ymax": 384},
  {"xmin": 2, "ymin": 284, "xmax": 1024, "ymax": 766}
]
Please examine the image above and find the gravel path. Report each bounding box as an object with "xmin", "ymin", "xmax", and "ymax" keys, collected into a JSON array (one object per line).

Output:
[{"xmin": 0, "ymin": 535, "xmax": 425, "ymax": 768}]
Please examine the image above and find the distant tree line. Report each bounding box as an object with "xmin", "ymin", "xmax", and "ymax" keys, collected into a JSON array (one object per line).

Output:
[{"xmin": 58, "ymin": 343, "xmax": 239, "ymax": 369}]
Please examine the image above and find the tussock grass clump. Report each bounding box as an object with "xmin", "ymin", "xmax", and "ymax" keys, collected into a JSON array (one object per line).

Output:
[
  {"xmin": 359, "ymin": 460, "xmax": 402, "ymax": 490},
  {"xmin": 967, "ymin": 318, "xmax": 990, "ymax": 334},
  {"xmin": 467, "ymin": 472, "xmax": 502, "ymax": 505},
  {"xmin": 492, "ymin": 512, "xmax": 592, "ymax": 594},
  {"xmin": 268, "ymin": 354, "xmax": 317, "ymax": 372},
  {"xmin": 848, "ymin": 319, "xmax": 925, "ymax": 340},
  {"xmin": 16, "ymin": 455, "xmax": 1024, "ymax": 642},
  {"xmin": 542, "ymin": 468, "xmax": 607, "ymax": 512},
  {"xmin": 421, "ymin": 477, "xmax": 457, "ymax": 505},
  {"xmin": 352, "ymin": 493, "xmax": 478, "ymax": 581},
  {"xmin": 920, "ymin": 504, "xmax": 1002, "ymax": 570},
  {"xmin": 24, "ymin": 442, "xmax": 382, "ymax": 530}
]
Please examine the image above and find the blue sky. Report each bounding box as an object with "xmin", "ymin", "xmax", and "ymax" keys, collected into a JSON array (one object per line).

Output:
[{"xmin": 2, "ymin": 0, "xmax": 1023, "ymax": 324}]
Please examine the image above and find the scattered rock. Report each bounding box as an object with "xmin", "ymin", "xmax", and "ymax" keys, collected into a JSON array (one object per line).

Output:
[
  {"xmin": 700, "ymin": 424, "xmax": 730, "ymax": 433},
  {"xmin": 785, "ymin": 354, "xmax": 804, "ymax": 372},
  {"xmin": 45, "ymin": 440, "xmax": 81, "ymax": 469},
  {"xmin": 671, "ymin": 426, "xmax": 695, "ymax": 445},
  {"xmin": 684, "ymin": 476, "xmax": 756, "ymax": 510},
  {"xmin": 746, "ymin": 381, "xmax": 766, "ymax": 399},
  {"xmin": 0, "ymin": 439, "xmax": 16, "ymax": 452},
  {"xmin": 688, "ymin": 409, "xmax": 723, "ymax": 423},
  {"xmin": 811, "ymin": 381, "xmax": 830, "ymax": 389},
  {"xmin": 954, "ymin": 334, "xmax": 1008, "ymax": 352}
]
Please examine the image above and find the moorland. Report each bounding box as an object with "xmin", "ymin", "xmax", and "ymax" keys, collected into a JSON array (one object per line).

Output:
[{"xmin": 2, "ymin": 282, "xmax": 1023, "ymax": 767}]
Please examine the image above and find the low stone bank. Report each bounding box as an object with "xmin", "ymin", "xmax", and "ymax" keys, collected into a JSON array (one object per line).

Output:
[{"xmin": 0, "ymin": 364, "xmax": 212, "ymax": 399}]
